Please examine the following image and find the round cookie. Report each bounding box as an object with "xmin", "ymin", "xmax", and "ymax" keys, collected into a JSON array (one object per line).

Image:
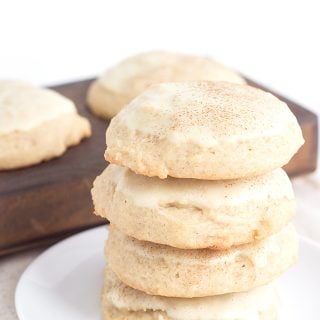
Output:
[
  {"xmin": 106, "ymin": 224, "xmax": 298, "ymax": 298},
  {"xmin": 92, "ymin": 165, "xmax": 295, "ymax": 249},
  {"xmin": 87, "ymin": 51, "xmax": 245, "ymax": 119},
  {"xmin": 0, "ymin": 80, "xmax": 91, "ymax": 170},
  {"xmin": 103, "ymin": 266, "xmax": 279, "ymax": 320},
  {"xmin": 105, "ymin": 81, "xmax": 304, "ymax": 180}
]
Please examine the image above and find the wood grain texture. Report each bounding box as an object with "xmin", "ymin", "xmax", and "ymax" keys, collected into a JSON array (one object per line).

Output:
[{"xmin": 0, "ymin": 78, "xmax": 317, "ymax": 256}]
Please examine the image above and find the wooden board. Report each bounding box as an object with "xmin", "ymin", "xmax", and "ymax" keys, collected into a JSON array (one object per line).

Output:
[
  {"xmin": 0, "ymin": 78, "xmax": 318, "ymax": 256},
  {"xmin": 246, "ymin": 79, "xmax": 318, "ymax": 176}
]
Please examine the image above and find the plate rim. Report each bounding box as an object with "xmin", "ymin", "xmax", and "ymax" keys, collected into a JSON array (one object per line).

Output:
[{"xmin": 15, "ymin": 224, "xmax": 108, "ymax": 320}]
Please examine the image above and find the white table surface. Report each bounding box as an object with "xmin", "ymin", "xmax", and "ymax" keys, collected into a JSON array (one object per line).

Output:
[{"xmin": 0, "ymin": 176, "xmax": 319, "ymax": 320}]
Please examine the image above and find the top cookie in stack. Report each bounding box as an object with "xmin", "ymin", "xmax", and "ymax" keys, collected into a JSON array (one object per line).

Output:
[
  {"xmin": 92, "ymin": 81, "xmax": 304, "ymax": 319},
  {"xmin": 105, "ymin": 81, "xmax": 303, "ymax": 180}
]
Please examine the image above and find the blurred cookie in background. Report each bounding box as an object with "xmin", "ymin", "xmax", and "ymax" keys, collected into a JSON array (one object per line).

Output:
[
  {"xmin": 87, "ymin": 51, "xmax": 245, "ymax": 118},
  {"xmin": 0, "ymin": 80, "xmax": 91, "ymax": 170}
]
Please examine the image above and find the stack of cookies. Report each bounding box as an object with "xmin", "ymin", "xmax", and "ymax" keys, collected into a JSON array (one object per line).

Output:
[{"xmin": 92, "ymin": 81, "xmax": 304, "ymax": 320}]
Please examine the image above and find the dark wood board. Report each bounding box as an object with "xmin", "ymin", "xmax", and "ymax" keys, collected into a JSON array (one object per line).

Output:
[
  {"xmin": 246, "ymin": 79, "xmax": 318, "ymax": 176},
  {"xmin": 0, "ymin": 78, "xmax": 318, "ymax": 256}
]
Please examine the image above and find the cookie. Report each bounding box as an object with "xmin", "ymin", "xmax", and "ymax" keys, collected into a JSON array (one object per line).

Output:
[
  {"xmin": 106, "ymin": 224, "xmax": 298, "ymax": 297},
  {"xmin": 87, "ymin": 51, "xmax": 245, "ymax": 118},
  {"xmin": 92, "ymin": 165, "xmax": 295, "ymax": 249},
  {"xmin": 102, "ymin": 266, "xmax": 279, "ymax": 320},
  {"xmin": 0, "ymin": 80, "xmax": 91, "ymax": 169},
  {"xmin": 105, "ymin": 81, "xmax": 304, "ymax": 180}
]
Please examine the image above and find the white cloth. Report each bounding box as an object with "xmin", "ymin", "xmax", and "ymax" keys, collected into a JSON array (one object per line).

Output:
[
  {"xmin": 0, "ymin": 249, "xmax": 41, "ymax": 320},
  {"xmin": 293, "ymin": 174, "xmax": 320, "ymax": 242}
]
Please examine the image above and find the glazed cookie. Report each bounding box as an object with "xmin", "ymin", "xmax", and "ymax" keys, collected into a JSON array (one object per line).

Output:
[
  {"xmin": 105, "ymin": 81, "xmax": 304, "ymax": 180},
  {"xmin": 87, "ymin": 51, "xmax": 245, "ymax": 118},
  {"xmin": 102, "ymin": 266, "xmax": 279, "ymax": 320},
  {"xmin": 92, "ymin": 165, "xmax": 295, "ymax": 249},
  {"xmin": 106, "ymin": 224, "xmax": 298, "ymax": 298},
  {"xmin": 0, "ymin": 80, "xmax": 91, "ymax": 169}
]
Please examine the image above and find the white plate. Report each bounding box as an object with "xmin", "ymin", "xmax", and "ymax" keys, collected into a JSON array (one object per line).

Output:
[{"xmin": 15, "ymin": 226, "xmax": 320, "ymax": 320}]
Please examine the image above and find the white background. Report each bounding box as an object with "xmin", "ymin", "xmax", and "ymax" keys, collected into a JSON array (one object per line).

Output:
[{"xmin": 0, "ymin": 0, "xmax": 319, "ymax": 168}]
